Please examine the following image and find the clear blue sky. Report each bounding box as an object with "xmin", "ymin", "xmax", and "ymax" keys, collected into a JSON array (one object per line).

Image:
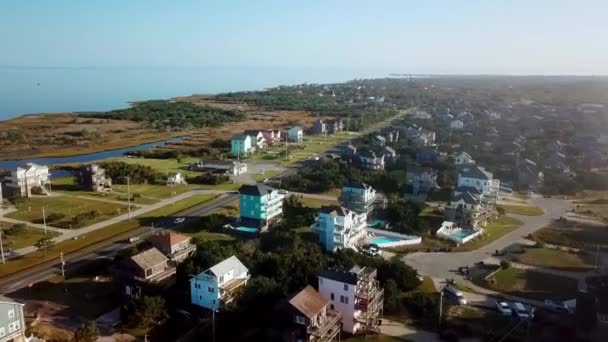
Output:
[{"xmin": 1, "ymin": 0, "xmax": 606, "ymax": 74}]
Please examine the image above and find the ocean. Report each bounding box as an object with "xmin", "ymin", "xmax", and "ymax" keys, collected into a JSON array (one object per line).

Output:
[{"xmin": 0, "ymin": 66, "xmax": 391, "ymax": 120}]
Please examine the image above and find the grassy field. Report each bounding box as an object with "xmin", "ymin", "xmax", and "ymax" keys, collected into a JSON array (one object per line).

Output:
[
  {"xmin": 299, "ymin": 197, "xmax": 339, "ymax": 208},
  {"xmin": 0, "ymin": 225, "xmax": 60, "ymax": 251},
  {"xmin": 455, "ymin": 216, "xmax": 522, "ymax": 252},
  {"xmin": 112, "ymin": 156, "xmax": 201, "ymax": 177},
  {"xmin": 498, "ymin": 204, "xmax": 544, "ymax": 216},
  {"xmin": 516, "ymin": 246, "xmax": 594, "ymax": 271},
  {"xmin": 479, "ymin": 267, "xmax": 578, "ymax": 300},
  {"xmin": 253, "ymin": 170, "xmax": 280, "ymax": 182},
  {"xmin": 248, "ymin": 131, "xmax": 358, "ymax": 166},
  {"xmin": 0, "ymin": 194, "xmax": 217, "ymax": 278},
  {"xmin": 532, "ymin": 221, "xmax": 608, "ymax": 252},
  {"xmin": 6, "ymin": 196, "xmax": 129, "ymax": 228}
]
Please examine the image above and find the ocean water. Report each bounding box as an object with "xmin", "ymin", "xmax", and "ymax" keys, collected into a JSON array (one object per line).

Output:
[{"xmin": 0, "ymin": 66, "xmax": 391, "ymax": 120}]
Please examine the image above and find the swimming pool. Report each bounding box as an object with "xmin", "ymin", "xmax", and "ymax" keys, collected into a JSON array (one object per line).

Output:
[
  {"xmin": 371, "ymin": 236, "xmax": 401, "ymax": 245},
  {"xmin": 236, "ymin": 227, "xmax": 259, "ymax": 233},
  {"xmin": 450, "ymin": 231, "xmax": 476, "ymax": 240}
]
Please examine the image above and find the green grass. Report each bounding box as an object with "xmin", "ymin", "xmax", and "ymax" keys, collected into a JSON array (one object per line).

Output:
[
  {"xmin": 253, "ymin": 170, "xmax": 280, "ymax": 182},
  {"xmin": 479, "ymin": 267, "xmax": 578, "ymax": 301},
  {"xmin": 299, "ymin": 197, "xmax": 338, "ymax": 208},
  {"xmin": 112, "ymin": 183, "xmax": 194, "ymax": 201},
  {"xmin": 498, "ymin": 204, "xmax": 544, "ymax": 216},
  {"xmin": 574, "ymin": 204, "xmax": 608, "ymax": 221},
  {"xmin": 111, "ymin": 156, "xmax": 201, "ymax": 177},
  {"xmin": 455, "ymin": 216, "xmax": 522, "ymax": 252},
  {"xmin": 516, "ymin": 247, "xmax": 594, "ymax": 271},
  {"xmin": 6, "ymin": 196, "xmax": 129, "ymax": 228},
  {"xmin": 0, "ymin": 194, "xmax": 217, "ymax": 278},
  {"xmin": 52, "ymin": 176, "xmax": 160, "ymax": 205},
  {"xmin": 416, "ymin": 276, "xmax": 437, "ymax": 293},
  {"xmin": 0, "ymin": 226, "xmax": 60, "ymax": 251},
  {"xmin": 532, "ymin": 221, "xmax": 608, "ymax": 252}
]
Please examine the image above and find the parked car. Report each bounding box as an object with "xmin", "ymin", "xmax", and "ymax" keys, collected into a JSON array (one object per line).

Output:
[
  {"xmin": 174, "ymin": 217, "xmax": 186, "ymax": 224},
  {"xmin": 496, "ymin": 301, "xmax": 512, "ymax": 316},
  {"xmin": 512, "ymin": 302, "xmax": 531, "ymax": 320},
  {"xmin": 361, "ymin": 244, "xmax": 382, "ymax": 257},
  {"xmin": 443, "ymin": 285, "xmax": 467, "ymax": 305},
  {"xmin": 544, "ymin": 299, "xmax": 572, "ymax": 314}
]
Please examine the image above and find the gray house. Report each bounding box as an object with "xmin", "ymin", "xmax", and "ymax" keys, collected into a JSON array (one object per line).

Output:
[{"xmin": 0, "ymin": 297, "xmax": 25, "ymax": 342}]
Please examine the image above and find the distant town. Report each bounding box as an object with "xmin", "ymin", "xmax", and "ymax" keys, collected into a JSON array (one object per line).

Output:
[{"xmin": 1, "ymin": 76, "xmax": 608, "ymax": 341}]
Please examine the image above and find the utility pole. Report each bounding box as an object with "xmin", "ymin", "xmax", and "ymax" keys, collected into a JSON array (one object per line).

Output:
[
  {"xmin": 438, "ymin": 290, "xmax": 444, "ymax": 327},
  {"xmin": 596, "ymin": 243, "xmax": 601, "ymax": 272},
  {"xmin": 0, "ymin": 222, "xmax": 5, "ymax": 264},
  {"xmin": 212, "ymin": 309, "xmax": 216, "ymax": 342},
  {"xmin": 42, "ymin": 205, "xmax": 47, "ymax": 234},
  {"xmin": 127, "ymin": 176, "xmax": 132, "ymax": 220},
  {"xmin": 60, "ymin": 251, "xmax": 65, "ymax": 277}
]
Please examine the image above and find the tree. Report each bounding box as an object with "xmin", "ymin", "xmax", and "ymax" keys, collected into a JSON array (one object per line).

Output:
[
  {"xmin": 73, "ymin": 320, "xmax": 99, "ymax": 342},
  {"xmin": 126, "ymin": 295, "xmax": 168, "ymax": 331},
  {"xmin": 35, "ymin": 235, "xmax": 55, "ymax": 255}
]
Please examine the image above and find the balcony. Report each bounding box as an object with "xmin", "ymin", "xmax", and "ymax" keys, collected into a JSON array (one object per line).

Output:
[
  {"xmin": 307, "ymin": 310, "xmax": 342, "ymax": 340},
  {"xmin": 219, "ymin": 276, "xmax": 249, "ymax": 304}
]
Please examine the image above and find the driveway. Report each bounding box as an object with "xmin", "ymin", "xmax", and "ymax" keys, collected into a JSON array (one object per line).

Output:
[{"xmin": 402, "ymin": 196, "xmax": 573, "ymax": 279}]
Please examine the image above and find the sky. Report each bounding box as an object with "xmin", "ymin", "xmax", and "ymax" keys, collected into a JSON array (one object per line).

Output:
[{"xmin": 1, "ymin": 0, "xmax": 607, "ymax": 75}]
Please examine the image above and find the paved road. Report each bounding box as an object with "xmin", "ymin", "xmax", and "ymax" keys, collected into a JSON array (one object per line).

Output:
[
  {"xmin": 402, "ymin": 196, "xmax": 573, "ymax": 279},
  {"xmin": 0, "ymin": 194, "xmax": 238, "ymax": 293}
]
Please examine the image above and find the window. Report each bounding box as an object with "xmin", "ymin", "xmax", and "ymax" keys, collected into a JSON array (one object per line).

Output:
[
  {"xmin": 343, "ymin": 284, "xmax": 349, "ymax": 291},
  {"xmin": 8, "ymin": 322, "xmax": 17, "ymax": 333},
  {"xmin": 330, "ymin": 293, "xmax": 334, "ymax": 300},
  {"xmin": 330, "ymin": 304, "xmax": 334, "ymax": 310},
  {"xmin": 208, "ymin": 287, "xmax": 215, "ymax": 293},
  {"xmin": 340, "ymin": 296, "xmax": 349, "ymax": 304},
  {"xmin": 8, "ymin": 309, "xmax": 14, "ymax": 319},
  {"xmin": 295, "ymin": 315, "xmax": 306, "ymax": 325}
]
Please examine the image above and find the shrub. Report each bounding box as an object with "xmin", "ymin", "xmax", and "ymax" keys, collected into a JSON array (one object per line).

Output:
[
  {"xmin": 46, "ymin": 213, "xmax": 66, "ymax": 223},
  {"xmin": 500, "ymin": 260, "xmax": 511, "ymax": 269}
]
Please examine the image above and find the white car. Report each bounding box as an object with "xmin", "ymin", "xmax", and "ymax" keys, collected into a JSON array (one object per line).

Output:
[
  {"xmin": 512, "ymin": 302, "xmax": 531, "ymax": 320},
  {"xmin": 496, "ymin": 301, "xmax": 512, "ymax": 316},
  {"xmin": 174, "ymin": 217, "xmax": 186, "ymax": 224}
]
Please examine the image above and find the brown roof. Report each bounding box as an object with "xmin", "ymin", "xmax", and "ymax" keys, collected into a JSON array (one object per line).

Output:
[
  {"xmin": 148, "ymin": 231, "xmax": 191, "ymax": 249},
  {"xmin": 289, "ymin": 285, "xmax": 329, "ymax": 319},
  {"xmin": 130, "ymin": 248, "xmax": 168, "ymax": 270}
]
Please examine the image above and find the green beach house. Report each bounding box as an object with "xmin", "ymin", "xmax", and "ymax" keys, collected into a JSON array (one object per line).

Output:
[
  {"xmin": 231, "ymin": 134, "xmax": 253, "ymax": 157},
  {"xmin": 238, "ymin": 183, "xmax": 285, "ymax": 230}
]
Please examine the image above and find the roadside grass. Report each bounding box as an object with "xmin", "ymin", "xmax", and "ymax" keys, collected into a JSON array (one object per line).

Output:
[
  {"xmin": 512, "ymin": 192, "xmax": 531, "ymax": 200},
  {"xmin": 0, "ymin": 195, "xmax": 217, "ymax": 278},
  {"xmin": 0, "ymin": 225, "xmax": 60, "ymax": 251},
  {"xmin": 415, "ymin": 276, "xmax": 438, "ymax": 293},
  {"xmin": 497, "ymin": 204, "xmax": 544, "ymax": 216},
  {"xmin": 52, "ymin": 176, "xmax": 159, "ymax": 205},
  {"xmin": 444, "ymin": 306, "xmax": 517, "ymax": 341},
  {"xmin": 112, "ymin": 183, "xmax": 194, "ymax": 201},
  {"xmin": 6, "ymin": 195, "xmax": 129, "ymax": 228},
  {"xmin": 253, "ymin": 170, "xmax": 280, "ymax": 182},
  {"xmin": 515, "ymin": 246, "xmax": 594, "ymax": 271},
  {"xmin": 478, "ymin": 267, "xmax": 578, "ymax": 301},
  {"xmin": 455, "ymin": 216, "xmax": 522, "ymax": 252},
  {"xmin": 111, "ymin": 156, "xmax": 201, "ymax": 177},
  {"xmin": 532, "ymin": 221, "xmax": 608, "ymax": 252},
  {"xmin": 451, "ymin": 282, "xmax": 484, "ymax": 295},
  {"xmin": 299, "ymin": 197, "xmax": 339, "ymax": 208},
  {"xmin": 199, "ymin": 182, "xmax": 242, "ymax": 191},
  {"xmin": 574, "ymin": 204, "xmax": 608, "ymax": 221}
]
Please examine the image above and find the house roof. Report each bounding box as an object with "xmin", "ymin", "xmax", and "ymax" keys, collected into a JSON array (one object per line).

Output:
[
  {"xmin": 451, "ymin": 189, "xmax": 480, "ymax": 205},
  {"xmin": 148, "ymin": 231, "xmax": 191, "ymax": 250},
  {"xmin": 343, "ymin": 182, "xmax": 372, "ymax": 190},
  {"xmin": 358, "ymin": 147, "xmax": 378, "ymax": 159},
  {"xmin": 289, "ymin": 285, "xmax": 329, "ymax": 319},
  {"xmin": 457, "ymin": 152, "xmax": 472, "ymax": 159},
  {"xmin": 238, "ymin": 183, "xmax": 275, "ymax": 196},
  {"xmin": 130, "ymin": 248, "xmax": 168, "ymax": 270},
  {"xmin": 459, "ymin": 165, "xmax": 493, "ymax": 180},
  {"xmin": 384, "ymin": 146, "xmax": 396, "ymax": 154},
  {"xmin": 319, "ymin": 268, "xmax": 358, "ymax": 285},
  {"xmin": 232, "ymin": 134, "xmax": 250, "ymax": 141},
  {"xmin": 208, "ymin": 255, "xmax": 248, "ymax": 278},
  {"xmin": 319, "ymin": 205, "xmax": 350, "ymax": 217}
]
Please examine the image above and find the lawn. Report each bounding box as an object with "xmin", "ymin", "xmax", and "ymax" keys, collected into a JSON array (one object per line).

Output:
[
  {"xmin": 0, "ymin": 225, "xmax": 60, "ymax": 251},
  {"xmin": 0, "ymin": 194, "xmax": 217, "ymax": 278},
  {"xmin": 478, "ymin": 267, "xmax": 579, "ymax": 300},
  {"xmin": 6, "ymin": 195, "xmax": 129, "ymax": 228},
  {"xmin": 455, "ymin": 216, "xmax": 522, "ymax": 252},
  {"xmin": 111, "ymin": 156, "xmax": 201, "ymax": 177},
  {"xmin": 497, "ymin": 204, "xmax": 544, "ymax": 216},
  {"xmin": 299, "ymin": 197, "xmax": 338, "ymax": 208},
  {"xmin": 515, "ymin": 246, "xmax": 594, "ymax": 271},
  {"xmin": 532, "ymin": 221, "xmax": 608, "ymax": 252},
  {"xmin": 253, "ymin": 170, "xmax": 280, "ymax": 182},
  {"xmin": 112, "ymin": 183, "xmax": 194, "ymax": 201}
]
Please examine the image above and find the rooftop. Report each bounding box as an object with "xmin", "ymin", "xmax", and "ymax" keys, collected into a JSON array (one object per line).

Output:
[
  {"xmin": 208, "ymin": 255, "xmax": 248, "ymax": 278},
  {"xmin": 459, "ymin": 165, "xmax": 493, "ymax": 180},
  {"xmin": 148, "ymin": 230, "xmax": 191, "ymax": 249},
  {"xmin": 289, "ymin": 285, "xmax": 329, "ymax": 319},
  {"xmin": 239, "ymin": 183, "xmax": 276, "ymax": 197},
  {"xmin": 130, "ymin": 248, "xmax": 168, "ymax": 270},
  {"xmin": 319, "ymin": 268, "xmax": 358, "ymax": 285}
]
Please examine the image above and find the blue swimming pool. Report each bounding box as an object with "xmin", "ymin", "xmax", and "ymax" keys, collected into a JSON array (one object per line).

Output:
[
  {"xmin": 371, "ymin": 236, "xmax": 401, "ymax": 245},
  {"xmin": 450, "ymin": 230, "xmax": 475, "ymax": 240},
  {"xmin": 236, "ymin": 227, "xmax": 259, "ymax": 233}
]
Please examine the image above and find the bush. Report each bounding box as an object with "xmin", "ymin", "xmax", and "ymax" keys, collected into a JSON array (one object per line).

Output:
[
  {"xmin": 5, "ymin": 223, "xmax": 27, "ymax": 235},
  {"xmin": 46, "ymin": 213, "xmax": 66, "ymax": 223},
  {"xmin": 500, "ymin": 260, "xmax": 511, "ymax": 269}
]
